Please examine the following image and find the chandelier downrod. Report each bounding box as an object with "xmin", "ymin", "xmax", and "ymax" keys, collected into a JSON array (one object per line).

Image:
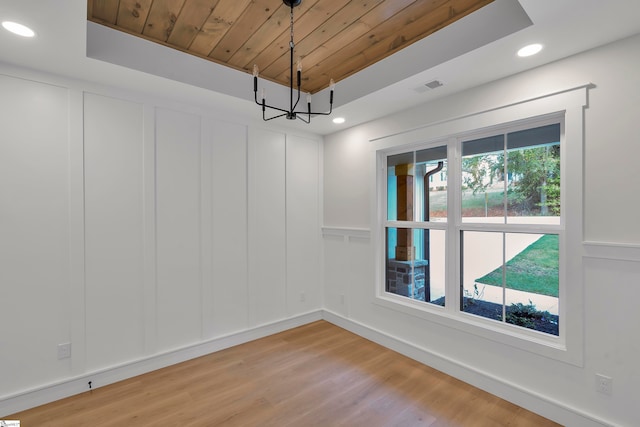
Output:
[{"xmin": 253, "ymin": 0, "xmax": 334, "ymax": 123}]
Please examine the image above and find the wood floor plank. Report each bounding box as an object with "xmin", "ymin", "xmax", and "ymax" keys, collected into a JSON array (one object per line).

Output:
[{"xmin": 8, "ymin": 321, "xmax": 560, "ymax": 426}]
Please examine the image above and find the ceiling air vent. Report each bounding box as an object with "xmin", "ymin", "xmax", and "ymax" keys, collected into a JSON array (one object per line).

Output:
[{"xmin": 414, "ymin": 79, "xmax": 444, "ymax": 93}]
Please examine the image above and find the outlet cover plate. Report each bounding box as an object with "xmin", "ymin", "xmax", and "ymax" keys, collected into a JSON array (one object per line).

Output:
[
  {"xmin": 596, "ymin": 374, "xmax": 612, "ymax": 395},
  {"xmin": 57, "ymin": 342, "xmax": 71, "ymax": 360}
]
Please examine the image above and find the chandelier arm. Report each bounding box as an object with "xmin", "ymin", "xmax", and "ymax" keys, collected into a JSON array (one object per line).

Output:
[
  {"xmin": 292, "ymin": 97, "xmax": 333, "ymax": 116},
  {"xmin": 264, "ymin": 112, "xmax": 289, "ymax": 121},
  {"xmin": 264, "ymin": 104, "xmax": 292, "ymax": 114},
  {"xmin": 256, "ymin": 97, "xmax": 291, "ymax": 115},
  {"xmin": 292, "ymin": 86, "xmax": 302, "ymax": 111},
  {"xmin": 255, "ymin": 90, "xmax": 291, "ymax": 114},
  {"xmin": 292, "ymin": 53, "xmax": 301, "ymax": 111},
  {"xmin": 293, "ymin": 110, "xmax": 332, "ymax": 117},
  {"xmin": 289, "ymin": 61, "xmax": 295, "ymax": 113}
]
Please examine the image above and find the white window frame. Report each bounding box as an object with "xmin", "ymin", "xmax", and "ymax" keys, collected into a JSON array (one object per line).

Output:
[{"xmin": 371, "ymin": 86, "xmax": 588, "ymax": 366}]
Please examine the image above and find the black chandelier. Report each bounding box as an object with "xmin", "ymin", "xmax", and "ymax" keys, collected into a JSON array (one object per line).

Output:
[{"xmin": 253, "ymin": 0, "xmax": 334, "ymax": 123}]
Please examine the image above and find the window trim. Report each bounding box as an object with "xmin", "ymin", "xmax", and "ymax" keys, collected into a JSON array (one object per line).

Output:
[{"xmin": 371, "ymin": 86, "xmax": 588, "ymax": 366}]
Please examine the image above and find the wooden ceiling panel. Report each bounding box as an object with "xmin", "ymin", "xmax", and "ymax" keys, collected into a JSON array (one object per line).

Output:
[
  {"xmin": 262, "ymin": 0, "xmax": 386, "ymax": 82},
  {"xmin": 166, "ymin": 0, "xmax": 220, "ymax": 48},
  {"xmin": 248, "ymin": 0, "xmax": 348, "ymax": 74},
  {"xmin": 273, "ymin": 0, "xmax": 419, "ymax": 92},
  {"xmin": 116, "ymin": 0, "xmax": 153, "ymax": 34},
  {"xmin": 224, "ymin": 2, "xmax": 292, "ymax": 67},
  {"xmin": 188, "ymin": 0, "xmax": 251, "ymax": 56},
  {"xmin": 90, "ymin": 0, "xmax": 119, "ymax": 24},
  {"xmin": 142, "ymin": 0, "xmax": 185, "ymax": 41},
  {"xmin": 207, "ymin": 0, "xmax": 280, "ymax": 64},
  {"xmin": 227, "ymin": 0, "xmax": 320, "ymax": 70},
  {"xmin": 88, "ymin": 0, "xmax": 494, "ymax": 94},
  {"xmin": 302, "ymin": 0, "xmax": 492, "ymax": 93}
]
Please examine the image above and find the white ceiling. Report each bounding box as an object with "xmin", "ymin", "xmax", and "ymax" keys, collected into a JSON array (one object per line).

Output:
[{"xmin": 1, "ymin": 0, "xmax": 640, "ymax": 135}]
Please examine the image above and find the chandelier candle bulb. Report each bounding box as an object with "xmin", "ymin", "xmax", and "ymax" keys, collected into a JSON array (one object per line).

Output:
[
  {"xmin": 330, "ymin": 79, "xmax": 335, "ymax": 104},
  {"xmin": 253, "ymin": 65, "xmax": 259, "ymax": 92}
]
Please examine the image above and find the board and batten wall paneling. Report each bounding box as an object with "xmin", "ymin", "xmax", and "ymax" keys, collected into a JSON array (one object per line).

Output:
[
  {"xmin": 0, "ymin": 75, "xmax": 71, "ymax": 392},
  {"xmin": 322, "ymin": 234, "xmax": 350, "ymax": 317},
  {"xmin": 83, "ymin": 93, "xmax": 146, "ymax": 370},
  {"xmin": 286, "ymin": 135, "xmax": 322, "ymax": 315},
  {"xmin": 248, "ymin": 128, "xmax": 286, "ymax": 326},
  {"xmin": 584, "ymin": 257, "xmax": 640, "ymax": 419},
  {"xmin": 210, "ymin": 120, "xmax": 249, "ymax": 337},
  {"xmin": 155, "ymin": 108, "xmax": 203, "ymax": 351}
]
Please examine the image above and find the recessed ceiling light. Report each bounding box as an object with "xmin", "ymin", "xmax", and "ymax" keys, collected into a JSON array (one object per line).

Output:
[
  {"xmin": 517, "ymin": 43, "xmax": 542, "ymax": 57},
  {"xmin": 2, "ymin": 21, "xmax": 36, "ymax": 37},
  {"xmin": 333, "ymin": 117, "xmax": 345, "ymax": 124}
]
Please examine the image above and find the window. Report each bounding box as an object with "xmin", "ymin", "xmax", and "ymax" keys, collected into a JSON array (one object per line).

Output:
[
  {"xmin": 386, "ymin": 146, "xmax": 447, "ymax": 306},
  {"xmin": 382, "ymin": 119, "xmax": 562, "ymax": 336},
  {"xmin": 460, "ymin": 123, "xmax": 561, "ymax": 335},
  {"xmin": 374, "ymin": 87, "xmax": 588, "ymax": 365}
]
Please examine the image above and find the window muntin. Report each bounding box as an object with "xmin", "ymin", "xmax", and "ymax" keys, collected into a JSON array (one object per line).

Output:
[{"xmin": 383, "ymin": 120, "xmax": 562, "ymax": 337}]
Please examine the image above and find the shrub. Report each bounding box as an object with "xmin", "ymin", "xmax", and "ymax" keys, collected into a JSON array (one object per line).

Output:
[{"xmin": 506, "ymin": 300, "xmax": 555, "ymax": 331}]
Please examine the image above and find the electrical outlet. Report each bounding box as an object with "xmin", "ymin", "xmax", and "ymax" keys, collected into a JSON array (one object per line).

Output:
[
  {"xmin": 300, "ymin": 292, "xmax": 306, "ymax": 302},
  {"xmin": 57, "ymin": 342, "xmax": 71, "ymax": 360},
  {"xmin": 595, "ymin": 374, "xmax": 612, "ymax": 395},
  {"xmin": 340, "ymin": 294, "xmax": 345, "ymax": 305}
]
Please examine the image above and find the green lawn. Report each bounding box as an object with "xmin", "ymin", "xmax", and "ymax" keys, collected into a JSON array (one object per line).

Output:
[{"xmin": 475, "ymin": 234, "xmax": 559, "ymax": 297}]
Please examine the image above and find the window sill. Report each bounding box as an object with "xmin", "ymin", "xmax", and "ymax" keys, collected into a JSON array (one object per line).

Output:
[{"xmin": 373, "ymin": 292, "xmax": 581, "ymax": 366}]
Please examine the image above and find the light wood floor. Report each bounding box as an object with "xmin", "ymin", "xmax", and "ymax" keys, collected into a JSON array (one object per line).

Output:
[{"xmin": 9, "ymin": 321, "xmax": 560, "ymax": 426}]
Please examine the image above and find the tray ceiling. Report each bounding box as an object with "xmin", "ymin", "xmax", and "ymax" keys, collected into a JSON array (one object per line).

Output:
[{"xmin": 88, "ymin": 0, "xmax": 493, "ymax": 94}]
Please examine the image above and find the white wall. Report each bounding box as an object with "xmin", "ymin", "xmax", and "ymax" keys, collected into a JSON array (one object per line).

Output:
[
  {"xmin": 323, "ymin": 34, "xmax": 640, "ymax": 426},
  {"xmin": 0, "ymin": 68, "xmax": 322, "ymax": 414}
]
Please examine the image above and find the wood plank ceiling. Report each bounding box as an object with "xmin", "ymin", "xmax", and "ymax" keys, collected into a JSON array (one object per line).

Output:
[{"xmin": 88, "ymin": 0, "xmax": 494, "ymax": 94}]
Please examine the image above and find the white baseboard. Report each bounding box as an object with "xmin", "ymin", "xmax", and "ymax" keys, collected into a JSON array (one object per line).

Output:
[
  {"xmin": 0, "ymin": 310, "xmax": 322, "ymax": 417},
  {"xmin": 1, "ymin": 309, "xmax": 612, "ymax": 426},
  {"xmin": 321, "ymin": 310, "xmax": 610, "ymax": 427}
]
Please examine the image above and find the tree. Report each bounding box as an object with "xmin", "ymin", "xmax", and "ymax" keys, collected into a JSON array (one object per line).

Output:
[
  {"xmin": 507, "ymin": 145, "xmax": 560, "ymax": 215},
  {"xmin": 461, "ymin": 154, "xmax": 500, "ymax": 194},
  {"xmin": 461, "ymin": 144, "xmax": 560, "ymax": 216}
]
